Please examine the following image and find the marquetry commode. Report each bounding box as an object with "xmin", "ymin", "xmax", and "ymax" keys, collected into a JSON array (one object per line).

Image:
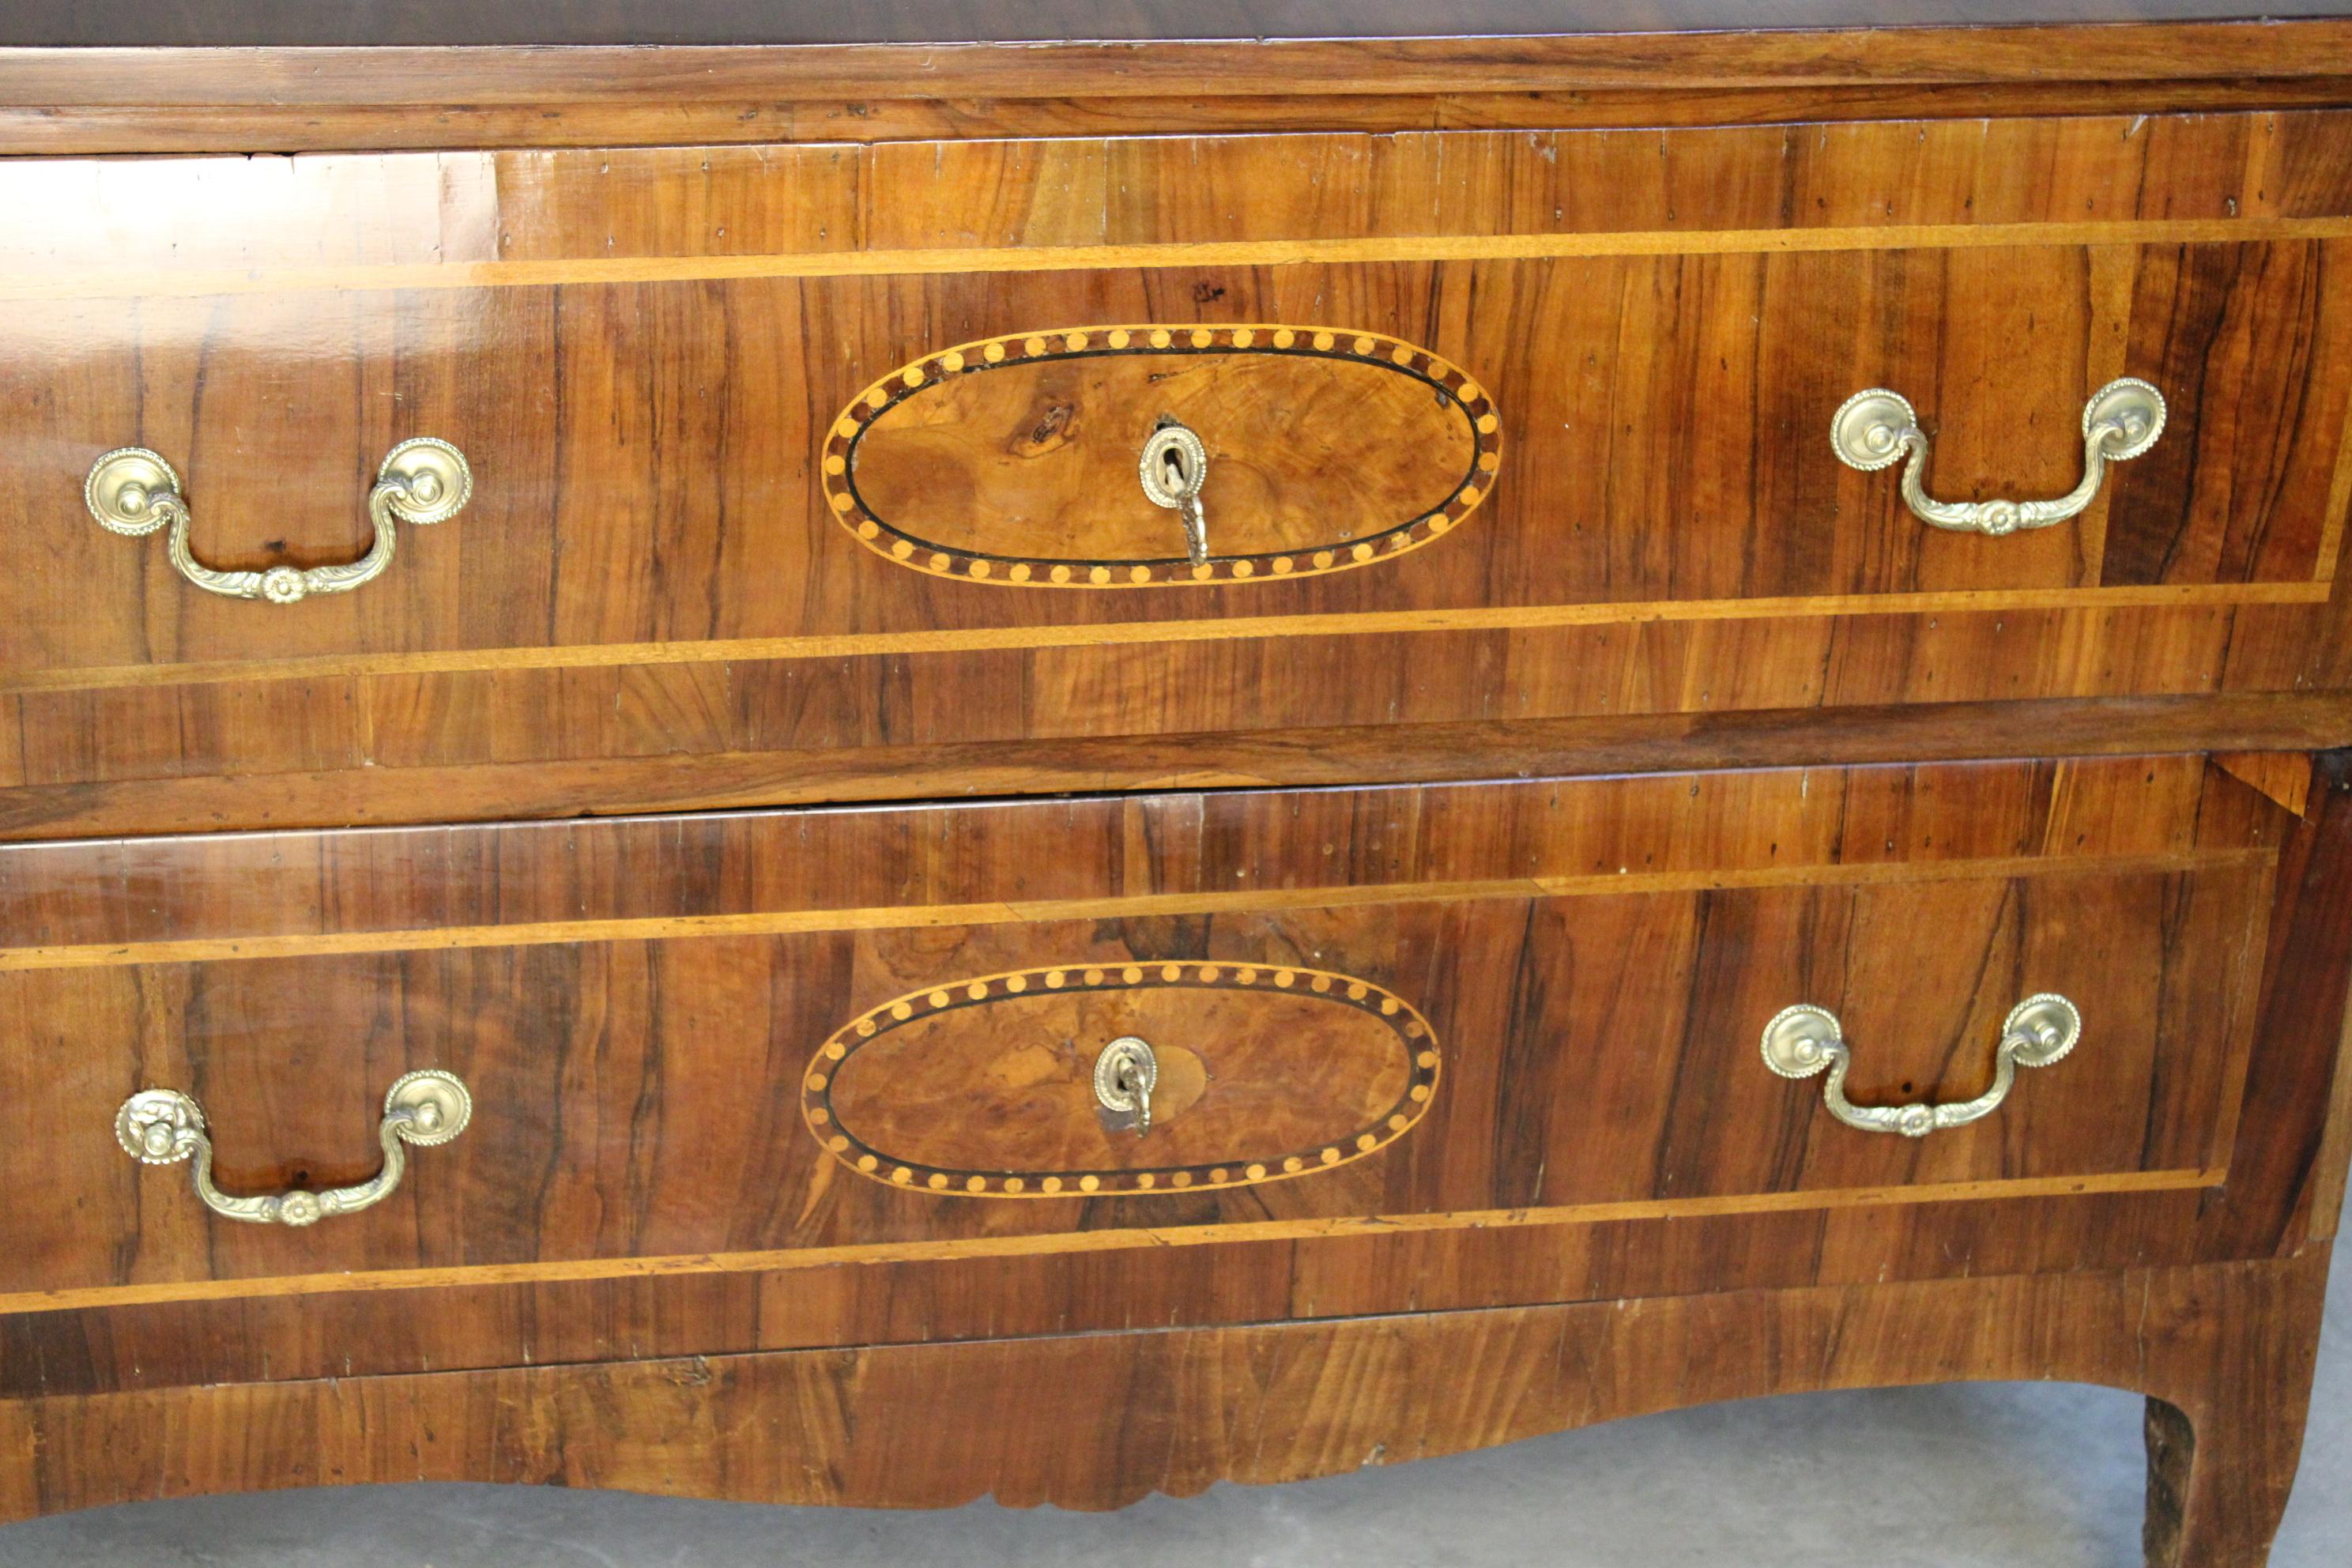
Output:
[{"xmin": 5, "ymin": 6, "xmax": 2352, "ymax": 1563}]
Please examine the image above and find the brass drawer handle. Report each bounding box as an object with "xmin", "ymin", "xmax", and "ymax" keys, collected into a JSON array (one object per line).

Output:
[
  {"xmin": 1138, "ymin": 417, "xmax": 1210, "ymax": 566},
  {"xmin": 85, "ymin": 438, "xmax": 471, "ymax": 604},
  {"xmin": 1761, "ymin": 994, "xmax": 2081, "ymax": 1137},
  {"xmin": 1830, "ymin": 379, "xmax": 2165, "ymax": 536},
  {"xmin": 115, "ymin": 1069, "xmax": 471, "ymax": 1227},
  {"xmin": 1093, "ymin": 1035, "xmax": 1159, "ymax": 1135}
]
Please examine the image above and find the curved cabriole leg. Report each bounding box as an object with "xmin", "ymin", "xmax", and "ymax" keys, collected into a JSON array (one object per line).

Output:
[{"xmin": 2140, "ymin": 1267, "xmax": 2328, "ymax": 1567}]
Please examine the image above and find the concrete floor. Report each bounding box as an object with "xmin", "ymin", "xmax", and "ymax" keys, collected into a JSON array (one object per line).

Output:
[{"xmin": 5, "ymin": 1258, "xmax": 2344, "ymax": 1567}]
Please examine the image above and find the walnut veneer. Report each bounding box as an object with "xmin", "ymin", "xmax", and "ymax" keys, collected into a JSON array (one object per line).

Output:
[{"xmin": 3, "ymin": 6, "xmax": 2351, "ymax": 1564}]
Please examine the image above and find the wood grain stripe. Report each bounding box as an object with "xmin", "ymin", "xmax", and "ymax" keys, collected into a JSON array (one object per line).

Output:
[
  {"xmin": 2308, "ymin": 981, "xmax": 2352, "ymax": 1242},
  {"xmin": 4, "ymin": 582, "xmax": 2328, "ymax": 696},
  {"xmin": 2316, "ymin": 402, "xmax": 2352, "ymax": 584},
  {"xmin": 0, "ymin": 850, "xmax": 2275, "ymax": 973},
  {"xmin": 10, "ymin": 218, "xmax": 2352, "ymax": 303},
  {"xmin": 0, "ymin": 1168, "xmax": 2222, "ymax": 1318}
]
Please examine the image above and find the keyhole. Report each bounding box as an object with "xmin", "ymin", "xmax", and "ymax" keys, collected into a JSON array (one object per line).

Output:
[{"xmin": 1161, "ymin": 448, "xmax": 1189, "ymax": 490}]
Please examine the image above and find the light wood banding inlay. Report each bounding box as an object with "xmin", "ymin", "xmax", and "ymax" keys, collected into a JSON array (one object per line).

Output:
[
  {"xmin": 0, "ymin": 850, "xmax": 2273, "ymax": 974},
  {"xmin": 9, "ymin": 220, "xmax": 2352, "ymax": 303},
  {"xmin": 0, "ymin": 1168, "xmax": 2222, "ymax": 1319},
  {"xmin": 0, "ymin": 583, "xmax": 2328, "ymax": 698}
]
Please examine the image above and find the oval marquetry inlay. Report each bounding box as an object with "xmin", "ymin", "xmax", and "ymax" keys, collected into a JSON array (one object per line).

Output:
[
  {"xmin": 802, "ymin": 963, "xmax": 1441, "ymax": 1197},
  {"xmin": 822, "ymin": 325, "xmax": 1501, "ymax": 586}
]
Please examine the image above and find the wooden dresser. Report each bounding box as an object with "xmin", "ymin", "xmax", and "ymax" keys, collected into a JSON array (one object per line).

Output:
[{"xmin": 5, "ymin": 5, "xmax": 2352, "ymax": 1562}]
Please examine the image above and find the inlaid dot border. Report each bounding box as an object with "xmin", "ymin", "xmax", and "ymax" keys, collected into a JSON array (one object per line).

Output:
[
  {"xmin": 801, "ymin": 961, "xmax": 1442, "ymax": 1198},
  {"xmin": 820, "ymin": 323, "xmax": 1502, "ymax": 588}
]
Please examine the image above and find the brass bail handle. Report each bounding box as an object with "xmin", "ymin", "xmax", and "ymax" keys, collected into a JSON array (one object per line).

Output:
[
  {"xmin": 1760, "ymin": 994, "xmax": 2082, "ymax": 1138},
  {"xmin": 1139, "ymin": 417, "xmax": 1210, "ymax": 566},
  {"xmin": 115, "ymin": 1069, "xmax": 473, "ymax": 1227},
  {"xmin": 85, "ymin": 437, "xmax": 473, "ymax": 604},
  {"xmin": 1830, "ymin": 379, "xmax": 2165, "ymax": 537}
]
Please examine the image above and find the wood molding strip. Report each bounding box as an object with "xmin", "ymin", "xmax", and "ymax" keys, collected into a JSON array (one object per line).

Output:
[
  {"xmin": 8, "ymin": 695, "xmax": 2348, "ymax": 843},
  {"xmin": 4, "ymin": 1252, "xmax": 2324, "ymax": 1525},
  {"xmin": 0, "ymin": 850, "xmax": 2275, "ymax": 974},
  {"xmin": 10, "ymin": 217, "xmax": 2352, "ymax": 304},
  {"xmin": 0, "ymin": 1167, "xmax": 2223, "ymax": 1319},
  {"xmin": 15, "ymin": 83, "xmax": 2352, "ymax": 156},
  {"xmin": 4, "ymin": 582, "xmax": 2329, "ymax": 697},
  {"xmin": 7, "ymin": 23, "xmax": 2352, "ymax": 105}
]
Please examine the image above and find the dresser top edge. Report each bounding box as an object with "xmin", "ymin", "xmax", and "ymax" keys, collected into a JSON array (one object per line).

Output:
[
  {"xmin": 8, "ymin": 15, "xmax": 2352, "ymax": 159},
  {"xmin": 9, "ymin": 1, "xmax": 2352, "ymax": 49}
]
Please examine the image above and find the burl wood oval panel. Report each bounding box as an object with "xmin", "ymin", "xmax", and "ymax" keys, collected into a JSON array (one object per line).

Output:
[
  {"xmin": 803, "ymin": 962, "xmax": 1440, "ymax": 1196},
  {"xmin": 824, "ymin": 324, "xmax": 1500, "ymax": 585}
]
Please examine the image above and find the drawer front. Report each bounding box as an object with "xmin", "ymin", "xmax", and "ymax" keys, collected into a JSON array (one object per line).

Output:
[
  {"xmin": 0, "ymin": 755, "xmax": 2292, "ymax": 1306},
  {"xmin": 9, "ymin": 243, "xmax": 2341, "ymax": 670},
  {"xmin": 5, "ymin": 109, "xmax": 2351, "ymax": 828}
]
